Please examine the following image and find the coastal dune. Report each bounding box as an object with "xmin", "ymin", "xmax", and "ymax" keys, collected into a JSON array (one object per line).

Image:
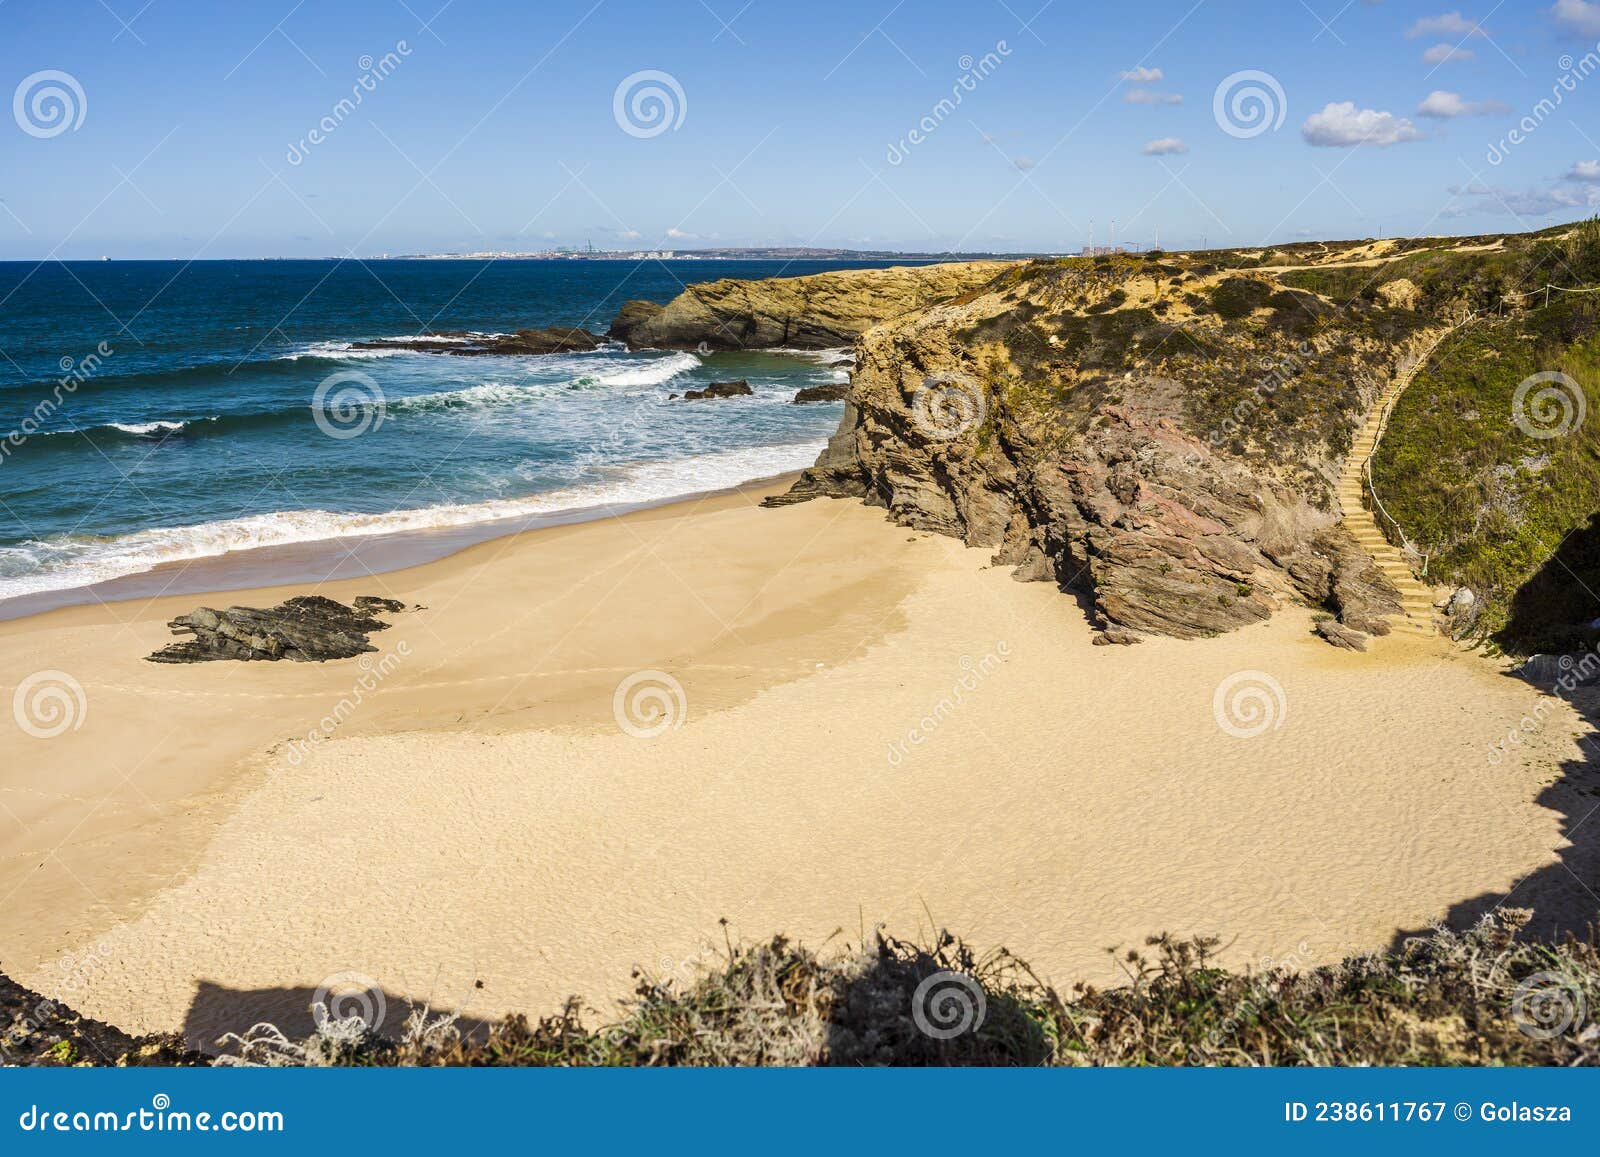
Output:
[{"xmin": 0, "ymin": 480, "xmax": 1587, "ymax": 1048}]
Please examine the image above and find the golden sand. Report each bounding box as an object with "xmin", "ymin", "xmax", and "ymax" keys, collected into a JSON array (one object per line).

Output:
[{"xmin": 0, "ymin": 480, "xmax": 1586, "ymax": 1047}]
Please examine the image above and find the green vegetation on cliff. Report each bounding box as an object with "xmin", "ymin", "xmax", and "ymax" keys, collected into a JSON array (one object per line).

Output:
[{"xmin": 1371, "ymin": 222, "xmax": 1600, "ymax": 650}]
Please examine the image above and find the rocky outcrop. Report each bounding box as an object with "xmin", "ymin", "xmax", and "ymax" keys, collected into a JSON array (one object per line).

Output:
[
  {"xmin": 768, "ymin": 248, "xmax": 1435, "ymax": 639},
  {"xmin": 350, "ymin": 327, "xmax": 606, "ymax": 356},
  {"xmin": 793, "ymin": 382, "xmax": 849, "ymax": 403},
  {"xmin": 608, "ymin": 261, "xmax": 1012, "ymax": 350},
  {"xmin": 147, "ymin": 595, "xmax": 410, "ymax": 664},
  {"xmin": 1285, "ymin": 528, "xmax": 1402, "ymax": 636},
  {"xmin": 1316, "ymin": 618, "xmax": 1369, "ymax": 651},
  {"xmin": 673, "ymin": 379, "xmax": 754, "ymax": 401}
]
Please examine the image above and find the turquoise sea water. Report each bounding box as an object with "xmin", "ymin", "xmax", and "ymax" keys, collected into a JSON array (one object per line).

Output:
[{"xmin": 0, "ymin": 258, "xmax": 880, "ymax": 604}]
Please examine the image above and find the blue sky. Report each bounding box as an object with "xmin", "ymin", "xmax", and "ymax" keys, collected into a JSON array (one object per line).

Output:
[{"xmin": 2, "ymin": 0, "xmax": 1599, "ymax": 257}]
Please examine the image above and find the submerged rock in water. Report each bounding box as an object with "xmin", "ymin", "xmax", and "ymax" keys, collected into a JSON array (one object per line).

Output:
[
  {"xmin": 348, "ymin": 327, "xmax": 605, "ymax": 356},
  {"xmin": 793, "ymin": 382, "xmax": 849, "ymax": 403},
  {"xmin": 678, "ymin": 379, "xmax": 754, "ymax": 400},
  {"xmin": 147, "ymin": 595, "xmax": 410, "ymax": 664}
]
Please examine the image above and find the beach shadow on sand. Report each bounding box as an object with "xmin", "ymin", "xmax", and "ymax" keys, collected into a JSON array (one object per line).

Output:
[
  {"xmin": 1388, "ymin": 680, "xmax": 1600, "ymax": 951},
  {"xmin": 181, "ymin": 980, "xmax": 484, "ymax": 1056}
]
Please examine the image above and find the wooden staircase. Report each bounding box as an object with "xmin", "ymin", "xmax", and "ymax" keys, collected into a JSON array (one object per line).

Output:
[{"xmin": 1334, "ymin": 332, "xmax": 1461, "ymax": 637}]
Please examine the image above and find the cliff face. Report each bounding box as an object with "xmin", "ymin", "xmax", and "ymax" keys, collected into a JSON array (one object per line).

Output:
[
  {"xmin": 609, "ymin": 261, "xmax": 1013, "ymax": 350},
  {"xmin": 767, "ymin": 243, "xmax": 1478, "ymax": 639}
]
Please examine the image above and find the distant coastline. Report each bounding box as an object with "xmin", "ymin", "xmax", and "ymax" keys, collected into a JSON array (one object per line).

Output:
[{"xmin": 380, "ymin": 246, "xmax": 1053, "ymax": 262}]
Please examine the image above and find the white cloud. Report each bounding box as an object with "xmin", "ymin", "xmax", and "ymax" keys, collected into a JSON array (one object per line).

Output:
[
  {"xmin": 1569, "ymin": 160, "xmax": 1600, "ymax": 181},
  {"xmin": 1416, "ymin": 90, "xmax": 1509, "ymax": 117},
  {"xmin": 665, "ymin": 227, "xmax": 694, "ymax": 239},
  {"xmin": 1422, "ymin": 42, "xmax": 1477, "ymax": 62},
  {"xmin": 1301, "ymin": 102, "xmax": 1429, "ymax": 147},
  {"xmin": 1013, "ymin": 156, "xmax": 1037, "ymax": 171},
  {"xmin": 1141, "ymin": 137, "xmax": 1189, "ymax": 155},
  {"xmin": 1124, "ymin": 87, "xmax": 1183, "ymax": 105},
  {"xmin": 1450, "ymin": 180, "xmax": 1600, "ymax": 215},
  {"xmin": 1551, "ymin": 0, "xmax": 1600, "ymax": 36},
  {"xmin": 1121, "ymin": 66, "xmax": 1164, "ymax": 82},
  {"xmin": 1406, "ymin": 11, "xmax": 1484, "ymax": 38}
]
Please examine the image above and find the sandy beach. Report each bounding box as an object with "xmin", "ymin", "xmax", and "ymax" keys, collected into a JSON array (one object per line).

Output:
[{"xmin": 0, "ymin": 479, "xmax": 1591, "ymax": 1048}]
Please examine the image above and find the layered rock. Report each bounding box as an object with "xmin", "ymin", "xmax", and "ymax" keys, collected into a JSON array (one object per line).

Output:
[
  {"xmin": 770, "ymin": 250, "xmax": 1429, "ymax": 639},
  {"xmin": 148, "ymin": 595, "xmax": 410, "ymax": 664},
  {"xmin": 608, "ymin": 261, "xmax": 1012, "ymax": 350}
]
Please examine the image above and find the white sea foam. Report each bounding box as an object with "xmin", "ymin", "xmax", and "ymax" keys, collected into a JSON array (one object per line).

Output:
[
  {"xmin": 359, "ymin": 332, "xmax": 510, "ymax": 345},
  {"xmin": 765, "ymin": 346, "xmax": 854, "ymax": 361},
  {"xmin": 592, "ymin": 350, "xmax": 701, "ymax": 387},
  {"xmin": 389, "ymin": 381, "xmax": 544, "ymax": 412},
  {"xmin": 273, "ymin": 342, "xmax": 411, "ymax": 361},
  {"xmin": 103, "ymin": 419, "xmax": 191, "ymax": 436},
  {"xmin": 0, "ymin": 440, "xmax": 825, "ymax": 601}
]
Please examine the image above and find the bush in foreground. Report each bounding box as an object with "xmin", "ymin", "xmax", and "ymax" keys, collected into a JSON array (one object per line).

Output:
[{"xmin": 6, "ymin": 910, "xmax": 1597, "ymax": 1066}]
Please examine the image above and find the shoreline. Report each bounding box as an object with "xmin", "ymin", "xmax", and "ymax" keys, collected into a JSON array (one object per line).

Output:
[
  {"xmin": 0, "ymin": 479, "xmax": 1590, "ymax": 1049},
  {"xmin": 0, "ymin": 469, "xmax": 807, "ymax": 623}
]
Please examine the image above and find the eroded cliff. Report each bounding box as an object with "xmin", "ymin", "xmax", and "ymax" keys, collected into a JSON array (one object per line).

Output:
[
  {"xmin": 767, "ymin": 241, "xmax": 1480, "ymax": 640},
  {"xmin": 609, "ymin": 261, "xmax": 1012, "ymax": 350}
]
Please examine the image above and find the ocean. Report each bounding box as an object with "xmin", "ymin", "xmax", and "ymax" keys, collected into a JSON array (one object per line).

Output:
[{"xmin": 0, "ymin": 258, "xmax": 880, "ymax": 611}]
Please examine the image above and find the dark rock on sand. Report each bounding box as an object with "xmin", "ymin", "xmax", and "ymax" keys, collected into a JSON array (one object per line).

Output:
[
  {"xmin": 147, "ymin": 595, "xmax": 408, "ymax": 664},
  {"xmin": 793, "ymin": 382, "xmax": 849, "ymax": 404},
  {"xmin": 349, "ymin": 327, "xmax": 605, "ymax": 357},
  {"xmin": 1516, "ymin": 653, "xmax": 1600, "ymax": 691},
  {"xmin": 678, "ymin": 380, "xmax": 754, "ymax": 401},
  {"xmin": 1315, "ymin": 618, "xmax": 1369, "ymax": 651}
]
